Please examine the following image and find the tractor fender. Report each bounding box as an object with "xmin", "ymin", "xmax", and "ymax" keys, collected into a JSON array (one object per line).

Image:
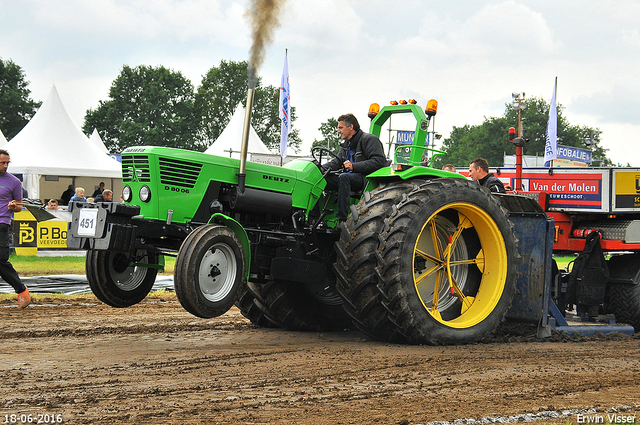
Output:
[
  {"xmin": 208, "ymin": 213, "xmax": 251, "ymax": 280},
  {"xmin": 366, "ymin": 166, "xmax": 466, "ymax": 182}
]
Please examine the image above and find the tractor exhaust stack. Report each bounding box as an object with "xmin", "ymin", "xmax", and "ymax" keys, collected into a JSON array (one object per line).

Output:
[{"xmin": 238, "ymin": 88, "xmax": 255, "ymax": 194}]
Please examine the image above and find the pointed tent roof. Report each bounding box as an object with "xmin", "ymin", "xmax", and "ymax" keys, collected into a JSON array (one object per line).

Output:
[
  {"xmin": 5, "ymin": 85, "xmax": 121, "ymax": 178},
  {"xmin": 204, "ymin": 103, "xmax": 271, "ymax": 158},
  {"xmin": 90, "ymin": 128, "xmax": 109, "ymax": 154},
  {"xmin": 0, "ymin": 129, "xmax": 6, "ymax": 147}
]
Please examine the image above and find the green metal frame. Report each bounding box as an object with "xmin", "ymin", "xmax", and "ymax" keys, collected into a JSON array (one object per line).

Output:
[{"xmin": 365, "ymin": 103, "xmax": 465, "ymax": 182}]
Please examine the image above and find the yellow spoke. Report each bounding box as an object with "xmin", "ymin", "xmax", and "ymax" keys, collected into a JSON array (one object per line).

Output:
[
  {"xmin": 448, "ymin": 275, "xmax": 474, "ymax": 311},
  {"xmin": 428, "ymin": 219, "xmax": 444, "ymax": 258},
  {"xmin": 415, "ymin": 248, "xmax": 442, "ymax": 265},
  {"xmin": 415, "ymin": 263, "xmax": 442, "ymax": 286},
  {"xmin": 431, "ymin": 270, "xmax": 443, "ymax": 310},
  {"xmin": 446, "ymin": 215, "xmax": 470, "ymax": 255},
  {"xmin": 421, "ymin": 211, "xmax": 478, "ymax": 317},
  {"xmin": 449, "ymin": 258, "xmax": 478, "ymax": 266}
]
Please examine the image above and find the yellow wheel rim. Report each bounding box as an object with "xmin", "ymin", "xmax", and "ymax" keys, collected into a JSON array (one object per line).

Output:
[{"xmin": 413, "ymin": 202, "xmax": 508, "ymax": 328}]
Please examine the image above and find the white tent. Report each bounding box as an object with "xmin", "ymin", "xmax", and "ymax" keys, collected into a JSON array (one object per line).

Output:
[
  {"xmin": 4, "ymin": 85, "xmax": 121, "ymax": 199},
  {"xmin": 204, "ymin": 103, "xmax": 271, "ymax": 158},
  {"xmin": 0, "ymin": 129, "xmax": 7, "ymax": 147},
  {"xmin": 89, "ymin": 128, "xmax": 109, "ymax": 154}
]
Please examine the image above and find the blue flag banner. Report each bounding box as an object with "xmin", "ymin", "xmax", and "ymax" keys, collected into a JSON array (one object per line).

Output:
[
  {"xmin": 544, "ymin": 77, "xmax": 558, "ymax": 167},
  {"xmin": 556, "ymin": 145, "xmax": 592, "ymax": 163},
  {"xmin": 396, "ymin": 131, "xmax": 415, "ymax": 145},
  {"xmin": 279, "ymin": 51, "xmax": 290, "ymax": 159}
]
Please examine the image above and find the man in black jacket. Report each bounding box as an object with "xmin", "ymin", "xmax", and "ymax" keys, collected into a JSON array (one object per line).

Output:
[
  {"xmin": 468, "ymin": 157, "xmax": 505, "ymax": 193},
  {"xmin": 93, "ymin": 189, "xmax": 113, "ymax": 203},
  {"xmin": 60, "ymin": 184, "xmax": 74, "ymax": 206},
  {"xmin": 323, "ymin": 114, "xmax": 387, "ymax": 221}
]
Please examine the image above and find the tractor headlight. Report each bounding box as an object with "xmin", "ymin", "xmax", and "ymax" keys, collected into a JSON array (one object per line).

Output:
[
  {"xmin": 139, "ymin": 185, "xmax": 151, "ymax": 203},
  {"xmin": 122, "ymin": 185, "xmax": 132, "ymax": 202}
]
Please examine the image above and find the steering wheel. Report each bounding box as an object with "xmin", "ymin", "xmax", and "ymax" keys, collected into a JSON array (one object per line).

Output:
[{"xmin": 311, "ymin": 146, "xmax": 339, "ymax": 165}]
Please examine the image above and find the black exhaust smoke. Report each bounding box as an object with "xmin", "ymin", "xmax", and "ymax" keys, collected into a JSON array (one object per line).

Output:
[
  {"xmin": 246, "ymin": 0, "xmax": 284, "ymax": 90},
  {"xmin": 238, "ymin": 0, "xmax": 285, "ymax": 194}
]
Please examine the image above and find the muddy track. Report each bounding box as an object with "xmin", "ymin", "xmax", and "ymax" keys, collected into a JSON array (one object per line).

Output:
[{"xmin": 1, "ymin": 295, "xmax": 638, "ymax": 424}]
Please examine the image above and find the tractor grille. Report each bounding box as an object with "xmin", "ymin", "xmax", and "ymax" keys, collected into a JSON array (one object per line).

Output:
[
  {"xmin": 158, "ymin": 157, "xmax": 202, "ymax": 189},
  {"xmin": 122, "ymin": 155, "xmax": 151, "ymax": 183}
]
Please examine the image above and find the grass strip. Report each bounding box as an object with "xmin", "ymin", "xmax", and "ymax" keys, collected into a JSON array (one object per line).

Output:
[{"xmin": 8, "ymin": 254, "xmax": 176, "ymax": 276}]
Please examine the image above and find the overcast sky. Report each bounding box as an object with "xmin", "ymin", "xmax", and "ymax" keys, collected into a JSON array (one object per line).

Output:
[{"xmin": 2, "ymin": 0, "xmax": 640, "ymax": 166}]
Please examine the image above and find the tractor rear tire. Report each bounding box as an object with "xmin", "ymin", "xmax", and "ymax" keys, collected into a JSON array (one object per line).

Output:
[
  {"xmin": 85, "ymin": 249, "xmax": 158, "ymax": 308},
  {"xmin": 607, "ymin": 283, "xmax": 640, "ymax": 331},
  {"xmin": 379, "ymin": 179, "xmax": 520, "ymax": 345},
  {"xmin": 259, "ymin": 279, "xmax": 351, "ymax": 332},
  {"xmin": 236, "ymin": 284, "xmax": 279, "ymax": 328},
  {"xmin": 334, "ymin": 180, "xmax": 425, "ymax": 343},
  {"xmin": 336, "ymin": 178, "xmax": 520, "ymax": 345},
  {"xmin": 174, "ymin": 224, "xmax": 246, "ymax": 319}
]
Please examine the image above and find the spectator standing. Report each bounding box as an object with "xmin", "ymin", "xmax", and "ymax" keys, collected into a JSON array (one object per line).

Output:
[
  {"xmin": 442, "ymin": 164, "xmax": 457, "ymax": 173},
  {"xmin": 69, "ymin": 187, "xmax": 87, "ymax": 203},
  {"xmin": 92, "ymin": 182, "xmax": 105, "ymax": 198},
  {"xmin": 0, "ymin": 149, "xmax": 30, "ymax": 308},
  {"xmin": 468, "ymin": 157, "xmax": 505, "ymax": 193},
  {"xmin": 60, "ymin": 185, "xmax": 74, "ymax": 205},
  {"xmin": 94, "ymin": 189, "xmax": 113, "ymax": 203},
  {"xmin": 47, "ymin": 199, "xmax": 59, "ymax": 210}
]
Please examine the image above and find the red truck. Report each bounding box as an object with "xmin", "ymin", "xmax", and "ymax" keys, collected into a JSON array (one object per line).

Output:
[{"xmin": 462, "ymin": 165, "xmax": 640, "ymax": 330}]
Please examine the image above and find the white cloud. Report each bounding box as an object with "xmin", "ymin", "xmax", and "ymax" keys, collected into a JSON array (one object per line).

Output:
[
  {"xmin": 395, "ymin": 2, "xmax": 559, "ymax": 60},
  {"xmin": 281, "ymin": 1, "xmax": 367, "ymax": 50},
  {"xmin": 622, "ymin": 29, "xmax": 640, "ymax": 47},
  {"xmin": 570, "ymin": 83, "xmax": 640, "ymax": 124},
  {"xmin": 25, "ymin": 0, "xmax": 246, "ymax": 43}
]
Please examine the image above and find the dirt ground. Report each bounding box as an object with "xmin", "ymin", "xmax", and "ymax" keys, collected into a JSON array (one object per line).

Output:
[{"xmin": 1, "ymin": 294, "xmax": 639, "ymax": 425}]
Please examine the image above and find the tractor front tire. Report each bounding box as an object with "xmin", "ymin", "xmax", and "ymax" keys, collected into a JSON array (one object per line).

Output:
[
  {"xmin": 85, "ymin": 249, "xmax": 158, "ymax": 308},
  {"xmin": 174, "ymin": 224, "xmax": 246, "ymax": 319}
]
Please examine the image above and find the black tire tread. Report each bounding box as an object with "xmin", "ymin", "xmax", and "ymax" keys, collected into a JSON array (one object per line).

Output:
[
  {"xmin": 174, "ymin": 224, "xmax": 246, "ymax": 319},
  {"xmin": 607, "ymin": 283, "xmax": 640, "ymax": 330},
  {"xmin": 334, "ymin": 180, "xmax": 423, "ymax": 343},
  {"xmin": 260, "ymin": 279, "xmax": 351, "ymax": 332},
  {"xmin": 236, "ymin": 284, "xmax": 280, "ymax": 328},
  {"xmin": 85, "ymin": 249, "xmax": 158, "ymax": 308}
]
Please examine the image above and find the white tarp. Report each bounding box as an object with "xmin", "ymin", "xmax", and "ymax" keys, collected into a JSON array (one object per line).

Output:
[
  {"xmin": 0, "ymin": 129, "xmax": 7, "ymax": 147},
  {"xmin": 4, "ymin": 85, "xmax": 121, "ymax": 199},
  {"xmin": 204, "ymin": 103, "xmax": 271, "ymax": 158}
]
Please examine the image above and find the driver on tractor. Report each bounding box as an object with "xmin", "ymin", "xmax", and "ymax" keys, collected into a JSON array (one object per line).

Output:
[{"xmin": 323, "ymin": 113, "xmax": 388, "ymax": 222}]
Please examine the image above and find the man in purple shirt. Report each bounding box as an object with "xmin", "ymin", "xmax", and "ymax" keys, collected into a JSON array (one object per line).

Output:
[{"xmin": 0, "ymin": 149, "xmax": 30, "ymax": 308}]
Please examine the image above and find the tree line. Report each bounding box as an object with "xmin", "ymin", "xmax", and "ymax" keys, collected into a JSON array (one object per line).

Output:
[
  {"xmin": 435, "ymin": 96, "xmax": 611, "ymax": 168},
  {"xmin": 84, "ymin": 60, "xmax": 302, "ymax": 153},
  {"xmin": 1, "ymin": 57, "xmax": 612, "ymax": 166}
]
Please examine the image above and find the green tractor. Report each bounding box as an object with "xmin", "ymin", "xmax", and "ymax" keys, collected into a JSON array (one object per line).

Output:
[{"xmin": 68, "ymin": 99, "xmax": 544, "ymax": 345}]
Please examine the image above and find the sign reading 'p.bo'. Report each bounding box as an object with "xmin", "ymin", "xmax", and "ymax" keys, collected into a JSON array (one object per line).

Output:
[
  {"xmin": 12, "ymin": 209, "xmax": 69, "ymax": 254},
  {"xmin": 38, "ymin": 221, "xmax": 68, "ymax": 247}
]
